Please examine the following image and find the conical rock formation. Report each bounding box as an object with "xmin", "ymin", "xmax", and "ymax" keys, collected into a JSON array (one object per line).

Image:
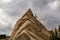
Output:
[{"xmin": 9, "ymin": 9, "xmax": 50, "ymax": 40}]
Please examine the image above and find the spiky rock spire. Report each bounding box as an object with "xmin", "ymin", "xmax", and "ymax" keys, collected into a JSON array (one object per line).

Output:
[
  {"xmin": 9, "ymin": 8, "xmax": 50, "ymax": 40},
  {"xmin": 22, "ymin": 9, "xmax": 34, "ymax": 17}
]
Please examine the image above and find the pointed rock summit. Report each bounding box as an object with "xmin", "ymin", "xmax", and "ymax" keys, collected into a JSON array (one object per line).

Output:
[
  {"xmin": 22, "ymin": 9, "xmax": 35, "ymax": 21},
  {"xmin": 9, "ymin": 9, "xmax": 50, "ymax": 40},
  {"xmin": 22, "ymin": 8, "xmax": 34, "ymax": 18}
]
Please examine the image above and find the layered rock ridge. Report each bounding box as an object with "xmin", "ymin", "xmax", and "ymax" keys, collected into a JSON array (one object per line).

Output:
[{"xmin": 9, "ymin": 9, "xmax": 50, "ymax": 40}]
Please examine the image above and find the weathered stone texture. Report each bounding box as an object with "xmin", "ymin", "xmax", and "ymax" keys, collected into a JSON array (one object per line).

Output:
[{"xmin": 9, "ymin": 9, "xmax": 50, "ymax": 40}]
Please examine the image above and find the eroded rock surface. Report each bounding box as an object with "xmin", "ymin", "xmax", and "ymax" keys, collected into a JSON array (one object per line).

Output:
[{"xmin": 9, "ymin": 9, "xmax": 50, "ymax": 40}]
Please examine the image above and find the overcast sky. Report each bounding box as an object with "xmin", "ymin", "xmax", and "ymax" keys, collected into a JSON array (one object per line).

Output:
[{"xmin": 0, "ymin": 0, "xmax": 60, "ymax": 35}]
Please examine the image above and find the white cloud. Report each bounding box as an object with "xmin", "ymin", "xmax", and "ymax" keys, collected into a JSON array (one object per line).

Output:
[
  {"xmin": 49, "ymin": 0, "xmax": 60, "ymax": 10},
  {"xmin": 0, "ymin": 8, "xmax": 4, "ymax": 13},
  {"xmin": 49, "ymin": 1, "xmax": 58, "ymax": 9},
  {"xmin": 1, "ymin": 0, "xmax": 12, "ymax": 3},
  {"xmin": 0, "ymin": 0, "xmax": 60, "ymax": 35},
  {"xmin": 0, "ymin": 8, "xmax": 12, "ymax": 26}
]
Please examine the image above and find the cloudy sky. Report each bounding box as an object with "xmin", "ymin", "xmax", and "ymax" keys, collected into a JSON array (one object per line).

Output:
[{"xmin": 0, "ymin": 0, "xmax": 60, "ymax": 35}]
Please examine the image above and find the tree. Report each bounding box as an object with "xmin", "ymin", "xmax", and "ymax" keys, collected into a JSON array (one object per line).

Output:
[
  {"xmin": 50, "ymin": 29, "xmax": 60, "ymax": 40},
  {"xmin": 50, "ymin": 31, "xmax": 55, "ymax": 40}
]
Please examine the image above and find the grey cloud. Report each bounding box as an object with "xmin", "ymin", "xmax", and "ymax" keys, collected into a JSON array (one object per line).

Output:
[
  {"xmin": 0, "ymin": 0, "xmax": 60, "ymax": 35},
  {"xmin": 43, "ymin": 15, "xmax": 60, "ymax": 29},
  {"xmin": 31, "ymin": 0, "xmax": 60, "ymax": 30},
  {"xmin": 0, "ymin": 23, "xmax": 12, "ymax": 35},
  {"xmin": 32, "ymin": 0, "xmax": 54, "ymax": 9},
  {"xmin": 1, "ymin": 0, "xmax": 28, "ymax": 16}
]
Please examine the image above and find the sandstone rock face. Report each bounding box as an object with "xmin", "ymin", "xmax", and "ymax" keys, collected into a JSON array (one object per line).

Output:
[{"xmin": 9, "ymin": 9, "xmax": 50, "ymax": 40}]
